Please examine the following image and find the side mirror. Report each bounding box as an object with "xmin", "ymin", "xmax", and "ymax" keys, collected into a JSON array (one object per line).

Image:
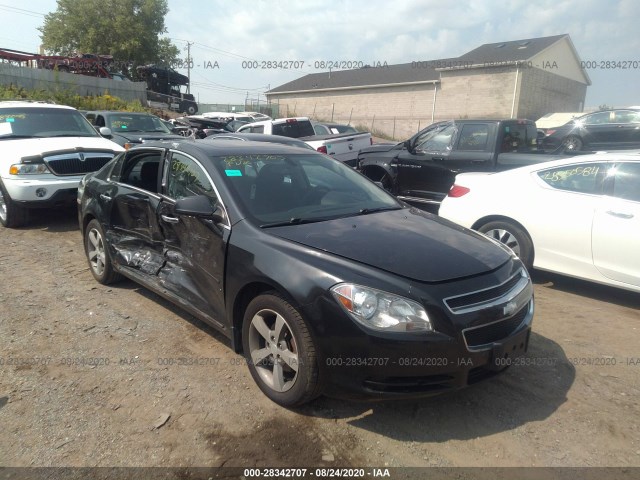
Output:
[
  {"xmin": 403, "ymin": 139, "xmax": 413, "ymax": 152},
  {"xmin": 99, "ymin": 127, "xmax": 113, "ymax": 138},
  {"xmin": 174, "ymin": 195, "xmax": 224, "ymax": 223}
]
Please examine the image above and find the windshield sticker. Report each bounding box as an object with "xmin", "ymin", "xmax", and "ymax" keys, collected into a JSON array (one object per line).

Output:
[
  {"xmin": 221, "ymin": 154, "xmax": 285, "ymax": 168},
  {"xmin": 6, "ymin": 118, "xmax": 15, "ymax": 122},
  {"xmin": 0, "ymin": 122, "xmax": 12, "ymax": 135},
  {"xmin": 225, "ymin": 169, "xmax": 243, "ymax": 177}
]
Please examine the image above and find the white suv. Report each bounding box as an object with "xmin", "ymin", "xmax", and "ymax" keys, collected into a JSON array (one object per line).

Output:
[{"xmin": 0, "ymin": 101, "xmax": 124, "ymax": 227}]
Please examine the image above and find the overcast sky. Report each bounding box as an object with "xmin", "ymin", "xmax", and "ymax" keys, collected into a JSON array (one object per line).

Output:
[{"xmin": 1, "ymin": 0, "xmax": 639, "ymax": 110}]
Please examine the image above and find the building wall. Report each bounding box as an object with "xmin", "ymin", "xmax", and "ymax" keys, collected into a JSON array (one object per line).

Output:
[
  {"xmin": 269, "ymin": 83, "xmax": 438, "ymax": 139},
  {"xmin": 0, "ymin": 63, "xmax": 147, "ymax": 102},
  {"xmin": 516, "ymin": 66, "xmax": 587, "ymax": 121},
  {"xmin": 435, "ymin": 66, "xmax": 520, "ymax": 119},
  {"xmin": 268, "ymin": 59, "xmax": 588, "ymax": 140}
]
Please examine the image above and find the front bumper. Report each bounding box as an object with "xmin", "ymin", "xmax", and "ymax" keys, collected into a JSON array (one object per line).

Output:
[
  {"xmin": 2, "ymin": 175, "xmax": 81, "ymax": 208},
  {"xmin": 307, "ymin": 297, "xmax": 534, "ymax": 400}
]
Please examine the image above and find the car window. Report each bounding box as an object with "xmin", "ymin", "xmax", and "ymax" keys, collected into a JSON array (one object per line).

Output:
[
  {"xmin": 583, "ymin": 111, "xmax": 612, "ymax": 125},
  {"xmin": 214, "ymin": 153, "xmax": 400, "ymax": 224},
  {"xmin": 457, "ymin": 124, "xmax": 490, "ymax": 151},
  {"xmin": 117, "ymin": 150, "xmax": 163, "ymax": 193},
  {"xmin": 166, "ymin": 152, "xmax": 217, "ymax": 203},
  {"xmin": 0, "ymin": 107, "xmax": 99, "ymax": 138},
  {"xmin": 272, "ymin": 120, "xmax": 315, "ymax": 138},
  {"xmin": 611, "ymin": 162, "xmax": 640, "ymax": 202},
  {"xmin": 612, "ymin": 110, "xmax": 640, "ymax": 124},
  {"xmin": 314, "ymin": 124, "xmax": 329, "ymax": 135},
  {"xmin": 250, "ymin": 125, "xmax": 264, "ymax": 134},
  {"xmin": 415, "ymin": 124, "xmax": 455, "ymax": 152},
  {"xmin": 537, "ymin": 163, "xmax": 607, "ymax": 194}
]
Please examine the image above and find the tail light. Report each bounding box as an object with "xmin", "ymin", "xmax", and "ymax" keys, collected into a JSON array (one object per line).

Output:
[
  {"xmin": 545, "ymin": 129, "xmax": 556, "ymax": 136},
  {"xmin": 317, "ymin": 146, "xmax": 328, "ymax": 154},
  {"xmin": 448, "ymin": 185, "xmax": 470, "ymax": 197},
  {"xmin": 286, "ymin": 118, "xmax": 298, "ymax": 123}
]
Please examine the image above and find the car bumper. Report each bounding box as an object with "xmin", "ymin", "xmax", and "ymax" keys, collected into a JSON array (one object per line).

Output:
[
  {"xmin": 2, "ymin": 175, "xmax": 81, "ymax": 208},
  {"xmin": 307, "ymin": 297, "xmax": 534, "ymax": 400}
]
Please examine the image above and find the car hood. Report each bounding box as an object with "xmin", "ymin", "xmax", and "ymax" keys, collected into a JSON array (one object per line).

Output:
[
  {"xmin": 268, "ymin": 208, "xmax": 511, "ymax": 283},
  {"xmin": 358, "ymin": 142, "xmax": 402, "ymax": 156},
  {"xmin": 0, "ymin": 136, "xmax": 124, "ymax": 160}
]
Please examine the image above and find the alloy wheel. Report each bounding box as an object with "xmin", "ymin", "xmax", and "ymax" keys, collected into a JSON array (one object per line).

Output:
[{"xmin": 87, "ymin": 227, "xmax": 107, "ymax": 277}]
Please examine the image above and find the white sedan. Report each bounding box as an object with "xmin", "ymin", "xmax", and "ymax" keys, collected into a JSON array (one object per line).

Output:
[{"xmin": 439, "ymin": 152, "xmax": 640, "ymax": 293}]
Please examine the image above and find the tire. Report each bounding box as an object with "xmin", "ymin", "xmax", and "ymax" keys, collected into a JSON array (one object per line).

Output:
[
  {"xmin": 242, "ymin": 292, "xmax": 322, "ymax": 407},
  {"xmin": 478, "ymin": 220, "xmax": 534, "ymax": 270},
  {"xmin": 181, "ymin": 102, "xmax": 197, "ymax": 115},
  {"xmin": 84, "ymin": 219, "xmax": 121, "ymax": 284},
  {"xmin": 561, "ymin": 135, "xmax": 583, "ymax": 151},
  {"xmin": 0, "ymin": 180, "xmax": 29, "ymax": 228}
]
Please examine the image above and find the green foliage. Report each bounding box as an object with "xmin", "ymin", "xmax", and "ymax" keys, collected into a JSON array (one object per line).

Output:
[
  {"xmin": 0, "ymin": 84, "xmax": 146, "ymax": 112},
  {"xmin": 39, "ymin": 0, "xmax": 180, "ymax": 71}
]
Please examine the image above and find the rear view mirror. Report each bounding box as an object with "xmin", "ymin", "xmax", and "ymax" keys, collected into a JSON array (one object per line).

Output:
[
  {"xmin": 175, "ymin": 195, "xmax": 224, "ymax": 223},
  {"xmin": 99, "ymin": 127, "xmax": 113, "ymax": 138}
]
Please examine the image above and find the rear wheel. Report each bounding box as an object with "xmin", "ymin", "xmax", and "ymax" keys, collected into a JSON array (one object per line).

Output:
[
  {"xmin": 242, "ymin": 292, "xmax": 322, "ymax": 407},
  {"xmin": 85, "ymin": 219, "xmax": 121, "ymax": 284},
  {"xmin": 0, "ymin": 180, "xmax": 29, "ymax": 228},
  {"xmin": 561, "ymin": 135, "xmax": 583, "ymax": 151},
  {"xmin": 478, "ymin": 220, "xmax": 534, "ymax": 270}
]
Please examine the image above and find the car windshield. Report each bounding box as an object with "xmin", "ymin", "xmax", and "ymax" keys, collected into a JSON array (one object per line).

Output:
[
  {"xmin": 0, "ymin": 107, "xmax": 100, "ymax": 139},
  {"xmin": 213, "ymin": 153, "xmax": 402, "ymax": 226},
  {"xmin": 107, "ymin": 114, "xmax": 172, "ymax": 133}
]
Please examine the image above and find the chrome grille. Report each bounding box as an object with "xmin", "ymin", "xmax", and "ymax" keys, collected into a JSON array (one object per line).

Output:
[
  {"xmin": 444, "ymin": 269, "xmax": 529, "ymax": 314},
  {"xmin": 44, "ymin": 152, "xmax": 115, "ymax": 175}
]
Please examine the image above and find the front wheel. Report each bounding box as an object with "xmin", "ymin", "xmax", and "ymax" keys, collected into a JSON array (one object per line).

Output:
[
  {"xmin": 84, "ymin": 219, "xmax": 121, "ymax": 284},
  {"xmin": 0, "ymin": 180, "xmax": 29, "ymax": 228},
  {"xmin": 478, "ymin": 220, "xmax": 534, "ymax": 270},
  {"xmin": 242, "ymin": 292, "xmax": 322, "ymax": 407}
]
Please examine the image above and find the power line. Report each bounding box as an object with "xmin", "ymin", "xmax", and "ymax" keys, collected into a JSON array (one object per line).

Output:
[{"xmin": 0, "ymin": 4, "xmax": 46, "ymax": 17}]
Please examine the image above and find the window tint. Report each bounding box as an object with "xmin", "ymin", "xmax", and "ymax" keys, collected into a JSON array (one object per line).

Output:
[
  {"xmin": 415, "ymin": 124, "xmax": 455, "ymax": 152},
  {"xmin": 457, "ymin": 124, "xmax": 490, "ymax": 151},
  {"xmin": 117, "ymin": 151, "xmax": 162, "ymax": 193},
  {"xmin": 584, "ymin": 111, "xmax": 612, "ymax": 125},
  {"xmin": 611, "ymin": 162, "xmax": 640, "ymax": 202},
  {"xmin": 537, "ymin": 163, "xmax": 606, "ymax": 194},
  {"xmin": 272, "ymin": 120, "xmax": 315, "ymax": 138},
  {"xmin": 166, "ymin": 152, "xmax": 216, "ymax": 202},
  {"xmin": 612, "ymin": 110, "xmax": 640, "ymax": 124}
]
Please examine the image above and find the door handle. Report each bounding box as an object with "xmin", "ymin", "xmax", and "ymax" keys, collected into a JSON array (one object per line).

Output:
[
  {"xmin": 161, "ymin": 214, "xmax": 180, "ymax": 224},
  {"xmin": 606, "ymin": 210, "xmax": 634, "ymax": 219},
  {"xmin": 99, "ymin": 193, "xmax": 112, "ymax": 202},
  {"xmin": 433, "ymin": 157, "xmax": 444, "ymax": 161}
]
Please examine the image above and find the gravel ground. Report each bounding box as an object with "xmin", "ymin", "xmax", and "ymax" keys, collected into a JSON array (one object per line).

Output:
[{"xmin": 0, "ymin": 207, "xmax": 639, "ymax": 479}]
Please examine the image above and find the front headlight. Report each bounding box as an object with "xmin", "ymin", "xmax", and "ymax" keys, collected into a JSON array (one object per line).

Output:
[
  {"xmin": 9, "ymin": 163, "xmax": 51, "ymax": 175},
  {"xmin": 331, "ymin": 283, "xmax": 432, "ymax": 332}
]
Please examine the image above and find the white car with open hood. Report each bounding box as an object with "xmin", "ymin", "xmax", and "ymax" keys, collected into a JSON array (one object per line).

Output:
[
  {"xmin": 0, "ymin": 101, "xmax": 124, "ymax": 227},
  {"xmin": 439, "ymin": 152, "xmax": 640, "ymax": 293}
]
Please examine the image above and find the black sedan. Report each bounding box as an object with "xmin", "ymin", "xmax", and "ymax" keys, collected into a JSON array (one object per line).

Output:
[
  {"xmin": 77, "ymin": 139, "xmax": 534, "ymax": 406},
  {"xmin": 542, "ymin": 108, "xmax": 640, "ymax": 151},
  {"xmin": 85, "ymin": 111, "xmax": 184, "ymax": 148}
]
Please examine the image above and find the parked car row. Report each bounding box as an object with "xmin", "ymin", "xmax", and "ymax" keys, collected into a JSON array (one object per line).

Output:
[{"xmin": 4, "ymin": 99, "xmax": 637, "ymax": 409}]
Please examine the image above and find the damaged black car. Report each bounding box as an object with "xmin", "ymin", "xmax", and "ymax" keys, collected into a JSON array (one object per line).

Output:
[{"xmin": 77, "ymin": 139, "xmax": 534, "ymax": 407}]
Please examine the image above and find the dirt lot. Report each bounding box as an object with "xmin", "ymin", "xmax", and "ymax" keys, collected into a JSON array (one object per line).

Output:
[{"xmin": 0, "ymin": 207, "xmax": 639, "ymax": 477}]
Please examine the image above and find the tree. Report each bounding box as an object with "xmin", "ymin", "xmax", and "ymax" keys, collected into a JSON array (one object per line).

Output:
[{"xmin": 39, "ymin": 0, "xmax": 180, "ymax": 73}]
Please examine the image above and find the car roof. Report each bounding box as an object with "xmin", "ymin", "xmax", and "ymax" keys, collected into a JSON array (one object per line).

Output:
[
  {"xmin": 202, "ymin": 132, "xmax": 313, "ymax": 147},
  {"xmin": 134, "ymin": 138, "xmax": 318, "ymax": 157},
  {"xmin": 0, "ymin": 101, "xmax": 76, "ymax": 110}
]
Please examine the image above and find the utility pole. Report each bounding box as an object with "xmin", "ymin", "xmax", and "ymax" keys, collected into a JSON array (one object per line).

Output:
[{"xmin": 186, "ymin": 41, "xmax": 194, "ymax": 94}]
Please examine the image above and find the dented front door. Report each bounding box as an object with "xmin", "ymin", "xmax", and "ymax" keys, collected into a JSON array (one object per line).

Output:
[{"xmin": 156, "ymin": 151, "xmax": 228, "ymax": 326}]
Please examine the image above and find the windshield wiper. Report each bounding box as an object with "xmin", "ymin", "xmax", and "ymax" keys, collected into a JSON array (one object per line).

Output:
[
  {"xmin": 48, "ymin": 133, "xmax": 96, "ymax": 137},
  {"xmin": 0, "ymin": 134, "xmax": 43, "ymax": 140},
  {"xmin": 358, "ymin": 206, "xmax": 402, "ymax": 215},
  {"xmin": 260, "ymin": 217, "xmax": 327, "ymax": 228}
]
